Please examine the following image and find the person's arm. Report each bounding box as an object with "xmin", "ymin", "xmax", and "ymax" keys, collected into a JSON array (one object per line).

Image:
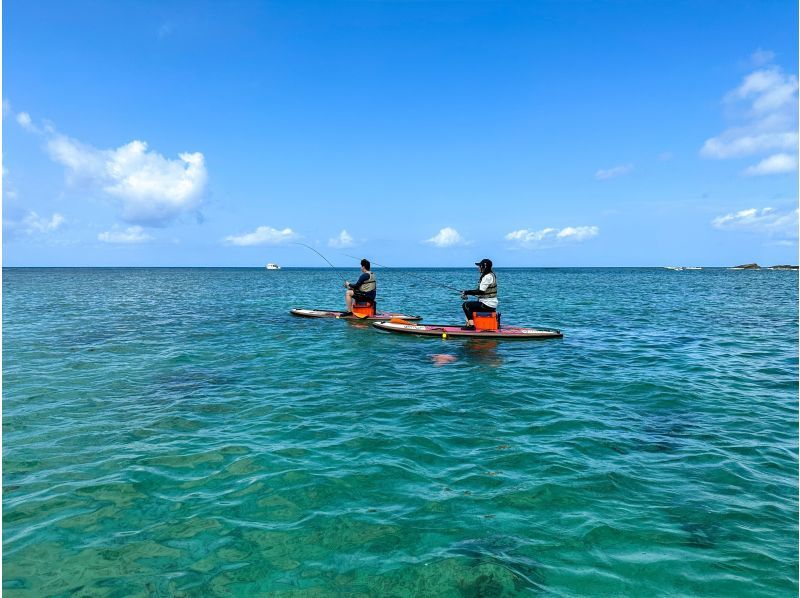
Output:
[
  {"xmin": 463, "ymin": 274, "xmax": 492, "ymax": 296},
  {"xmin": 349, "ymin": 273, "xmax": 369, "ymax": 290}
]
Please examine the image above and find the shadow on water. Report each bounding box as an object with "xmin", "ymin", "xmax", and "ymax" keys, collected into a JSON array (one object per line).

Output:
[
  {"xmin": 429, "ymin": 340, "xmax": 503, "ymax": 368},
  {"xmin": 640, "ymin": 413, "xmax": 695, "ymax": 454},
  {"xmin": 462, "ymin": 339, "xmax": 502, "ymax": 368},
  {"xmin": 450, "ymin": 536, "xmax": 546, "ymax": 594}
]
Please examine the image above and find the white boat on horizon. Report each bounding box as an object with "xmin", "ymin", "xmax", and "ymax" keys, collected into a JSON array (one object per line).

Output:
[{"xmin": 265, "ymin": 263, "xmax": 281, "ymax": 270}]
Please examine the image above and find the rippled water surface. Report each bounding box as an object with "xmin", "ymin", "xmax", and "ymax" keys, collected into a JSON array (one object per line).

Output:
[{"xmin": 4, "ymin": 267, "xmax": 798, "ymax": 596}]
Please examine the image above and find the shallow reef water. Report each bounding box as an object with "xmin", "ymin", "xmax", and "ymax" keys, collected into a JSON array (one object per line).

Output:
[{"xmin": 4, "ymin": 267, "xmax": 798, "ymax": 596}]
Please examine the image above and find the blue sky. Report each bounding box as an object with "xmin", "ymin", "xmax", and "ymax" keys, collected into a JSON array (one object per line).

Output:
[{"xmin": 3, "ymin": 0, "xmax": 798, "ymax": 266}]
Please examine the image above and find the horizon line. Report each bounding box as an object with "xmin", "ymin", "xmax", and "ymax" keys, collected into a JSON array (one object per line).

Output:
[{"xmin": 4, "ymin": 265, "xmax": 797, "ymax": 269}]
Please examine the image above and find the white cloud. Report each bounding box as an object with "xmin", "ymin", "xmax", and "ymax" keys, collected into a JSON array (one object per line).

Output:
[
  {"xmin": 556, "ymin": 226, "xmax": 600, "ymax": 241},
  {"xmin": 701, "ymin": 132, "xmax": 797, "ymax": 159},
  {"xmin": 506, "ymin": 225, "xmax": 599, "ymax": 248},
  {"xmin": 16, "ymin": 112, "xmax": 34, "ymax": 130},
  {"xmin": 742, "ymin": 153, "xmax": 798, "ymax": 176},
  {"xmin": 98, "ymin": 225, "xmax": 153, "ymax": 244},
  {"xmin": 701, "ymin": 59, "xmax": 798, "ymax": 175},
  {"xmin": 15, "ymin": 110, "xmax": 208, "ymax": 226},
  {"xmin": 424, "ymin": 227, "xmax": 468, "ymax": 247},
  {"xmin": 225, "ymin": 225, "xmax": 298, "ymax": 246},
  {"xmin": 506, "ymin": 228, "xmax": 557, "ymax": 243},
  {"xmin": 23, "ymin": 211, "xmax": 65, "ymax": 234},
  {"xmin": 595, "ymin": 164, "xmax": 633, "ymax": 180},
  {"xmin": 47, "ymin": 134, "xmax": 106, "ymax": 177},
  {"xmin": 328, "ymin": 229, "xmax": 354, "ymax": 248},
  {"xmin": 46, "ymin": 135, "xmax": 207, "ymax": 225},
  {"xmin": 712, "ymin": 207, "xmax": 798, "ymax": 238}
]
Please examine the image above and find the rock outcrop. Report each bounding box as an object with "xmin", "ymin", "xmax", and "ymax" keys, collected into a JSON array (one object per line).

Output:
[{"xmin": 732, "ymin": 263, "xmax": 760, "ymax": 269}]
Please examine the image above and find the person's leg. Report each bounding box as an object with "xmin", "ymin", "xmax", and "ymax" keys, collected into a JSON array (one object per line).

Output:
[
  {"xmin": 345, "ymin": 289, "xmax": 354, "ymax": 312},
  {"xmin": 463, "ymin": 301, "xmax": 479, "ymax": 326}
]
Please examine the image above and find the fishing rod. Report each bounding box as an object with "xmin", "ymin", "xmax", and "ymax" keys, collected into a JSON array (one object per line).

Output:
[
  {"xmin": 293, "ymin": 243, "xmax": 349, "ymax": 284},
  {"xmin": 339, "ymin": 252, "xmax": 465, "ymax": 293}
]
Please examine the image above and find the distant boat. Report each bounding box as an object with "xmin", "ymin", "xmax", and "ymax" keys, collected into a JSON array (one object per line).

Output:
[
  {"xmin": 265, "ymin": 263, "xmax": 281, "ymax": 270},
  {"xmin": 665, "ymin": 266, "xmax": 685, "ymax": 271},
  {"xmin": 685, "ymin": 267, "xmax": 702, "ymax": 270}
]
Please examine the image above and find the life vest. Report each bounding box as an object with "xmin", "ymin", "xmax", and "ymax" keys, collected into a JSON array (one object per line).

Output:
[
  {"xmin": 360, "ymin": 271, "xmax": 376, "ymax": 293},
  {"xmin": 480, "ymin": 272, "xmax": 497, "ymax": 298}
]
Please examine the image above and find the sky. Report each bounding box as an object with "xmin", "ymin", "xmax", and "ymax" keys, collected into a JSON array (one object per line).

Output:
[{"xmin": 3, "ymin": 0, "xmax": 798, "ymax": 267}]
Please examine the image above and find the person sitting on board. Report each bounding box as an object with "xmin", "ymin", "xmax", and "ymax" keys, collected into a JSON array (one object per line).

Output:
[
  {"xmin": 343, "ymin": 258, "xmax": 377, "ymax": 315},
  {"xmin": 461, "ymin": 258, "xmax": 497, "ymax": 329}
]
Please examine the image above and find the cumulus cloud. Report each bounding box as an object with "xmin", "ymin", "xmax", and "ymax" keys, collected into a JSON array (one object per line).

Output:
[
  {"xmin": 701, "ymin": 57, "xmax": 798, "ymax": 175},
  {"xmin": 47, "ymin": 136, "xmax": 207, "ymax": 225},
  {"xmin": 22, "ymin": 211, "xmax": 65, "ymax": 234},
  {"xmin": 16, "ymin": 112, "xmax": 34, "ymax": 130},
  {"xmin": 98, "ymin": 225, "xmax": 153, "ymax": 244},
  {"xmin": 506, "ymin": 225, "xmax": 599, "ymax": 248},
  {"xmin": 225, "ymin": 226, "xmax": 298, "ymax": 246},
  {"xmin": 712, "ymin": 207, "xmax": 798, "ymax": 238},
  {"xmin": 595, "ymin": 164, "xmax": 633, "ymax": 180},
  {"xmin": 701, "ymin": 132, "xmax": 797, "ymax": 159},
  {"xmin": 328, "ymin": 229, "xmax": 354, "ymax": 248},
  {"xmin": 742, "ymin": 153, "xmax": 798, "ymax": 176},
  {"xmin": 3, "ymin": 210, "xmax": 65, "ymax": 241},
  {"xmin": 424, "ymin": 227, "xmax": 468, "ymax": 247},
  {"xmin": 556, "ymin": 226, "xmax": 599, "ymax": 240},
  {"xmin": 15, "ymin": 110, "xmax": 208, "ymax": 226}
]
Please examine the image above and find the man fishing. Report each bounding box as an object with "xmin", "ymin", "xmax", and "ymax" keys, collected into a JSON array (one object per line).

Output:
[
  {"xmin": 343, "ymin": 258, "xmax": 376, "ymax": 315},
  {"xmin": 461, "ymin": 258, "xmax": 497, "ymax": 329}
]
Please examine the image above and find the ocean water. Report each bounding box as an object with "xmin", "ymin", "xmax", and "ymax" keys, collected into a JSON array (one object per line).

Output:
[{"xmin": 3, "ymin": 267, "xmax": 797, "ymax": 597}]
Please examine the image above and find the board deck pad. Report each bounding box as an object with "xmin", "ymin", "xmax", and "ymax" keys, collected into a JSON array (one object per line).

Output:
[
  {"xmin": 372, "ymin": 320, "xmax": 562, "ymax": 339},
  {"xmin": 290, "ymin": 308, "xmax": 422, "ymax": 322}
]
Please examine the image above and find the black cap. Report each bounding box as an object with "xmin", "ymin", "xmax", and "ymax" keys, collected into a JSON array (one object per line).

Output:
[{"xmin": 475, "ymin": 258, "xmax": 492, "ymax": 270}]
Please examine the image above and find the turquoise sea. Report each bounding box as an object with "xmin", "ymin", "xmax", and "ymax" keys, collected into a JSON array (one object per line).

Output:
[{"xmin": 3, "ymin": 267, "xmax": 798, "ymax": 596}]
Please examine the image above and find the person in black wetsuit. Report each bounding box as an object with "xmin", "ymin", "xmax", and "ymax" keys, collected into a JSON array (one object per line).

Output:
[
  {"xmin": 461, "ymin": 258, "xmax": 498, "ymax": 328},
  {"xmin": 343, "ymin": 258, "xmax": 377, "ymax": 315}
]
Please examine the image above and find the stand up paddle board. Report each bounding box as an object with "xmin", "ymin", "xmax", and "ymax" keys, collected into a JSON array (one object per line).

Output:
[
  {"xmin": 372, "ymin": 320, "xmax": 562, "ymax": 339},
  {"xmin": 290, "ymin": 308, "xmax": 423, "ymax": 322}
]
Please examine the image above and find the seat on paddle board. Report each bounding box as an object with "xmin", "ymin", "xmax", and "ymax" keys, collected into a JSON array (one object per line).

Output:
[
  {"xmin": 352, "ymin": 301, "xmax": 376, "ymax": 317},
  {"xmin": 473, "ymin": 311, "xmax": 500, "ymax": 331}
]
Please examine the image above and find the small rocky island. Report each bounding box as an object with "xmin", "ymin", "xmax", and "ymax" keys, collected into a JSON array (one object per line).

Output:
[{"xmin": 731, "ymin": 263, "xmax": 798, "ymax": 270}]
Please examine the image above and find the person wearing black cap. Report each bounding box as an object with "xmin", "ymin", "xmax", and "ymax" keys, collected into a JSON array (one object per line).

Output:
[{"xmin": 461, "ymin": 258, "xmax": 497, "ymax": 329}]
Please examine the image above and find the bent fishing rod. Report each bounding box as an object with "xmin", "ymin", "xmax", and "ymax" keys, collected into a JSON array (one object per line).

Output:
[
  {"xmin": 294, "ymin": 244, "xmax": 471, "ymax": 295},
  {"xmin": 339, "ymin": 252, "xmax": 464, "ymax": 293},
  {"xmin": 293, "ymin": 243, "xmax": 349, "ymax": 284}
]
